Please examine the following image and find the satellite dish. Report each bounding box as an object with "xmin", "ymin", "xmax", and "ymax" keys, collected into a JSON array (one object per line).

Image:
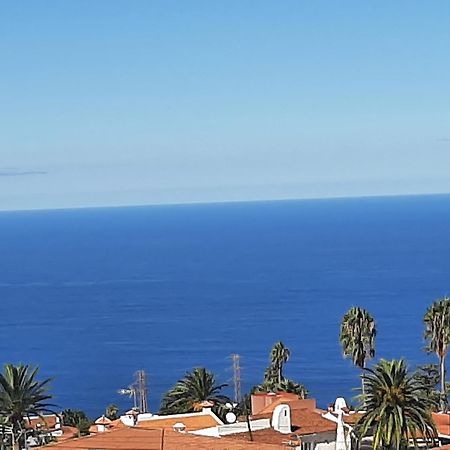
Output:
[{"xmin": 225, "ymin": 412, "xmax": 237, "ymax": 424}]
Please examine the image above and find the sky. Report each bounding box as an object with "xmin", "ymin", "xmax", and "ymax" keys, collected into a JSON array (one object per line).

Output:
[{"xmin": 1, "ymin": 1, "xmax": 450, "ymax": 210}]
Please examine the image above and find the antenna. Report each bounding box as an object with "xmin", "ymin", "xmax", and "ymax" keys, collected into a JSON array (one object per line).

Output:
[
  {"xmin": 118, "ymin": 370, "xmax": 149, "ymax": 413},
  {"xmin": 135, "ymin": 370, "xmax": 149, "ymax": 413},
  {"xmin": 231, "ymin": 354, "xmax": 241, "ymax": 404}
]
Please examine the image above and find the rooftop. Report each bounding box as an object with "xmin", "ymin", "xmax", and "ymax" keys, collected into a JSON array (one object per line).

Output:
[
  {"xmin": 45, "ymin": 426, "xmax": 286, "ymax": 449},
  {"xmin": 137, "ymin": 413, "xmax": 221, "ymax": 432}
]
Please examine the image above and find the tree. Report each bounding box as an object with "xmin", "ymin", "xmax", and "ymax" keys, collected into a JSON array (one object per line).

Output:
[
  {"xmin": 105, "ymin": 404, "xmax": 119, "ymax": 421},
  {"xmin": 253, "ymin": 342, "xmax": 308, "ymax": 399},
  {"xmin": 356, "ymin": 359, "xmax": 437, "ymax": 450},
  {"xmin": 0, "ymin": 364, "xmax": 55, "ymax": 449},
  {"xmin": 270, "ymin": 342, "xmax": 290, "ymax": 384},
  {"xmin": 340, "ymin": 307, "xmax": 376, "ymax": 395},
  {"xmin": 424, "ymin": 297, "xmax": 450, "ymax": 408},
  {"xmin": 412, "ymin": 364, "xmax": 441, "ymax": 409},
  {"xmin": 61, "ymin": 409, "xmax": 92, "ymax": 436},
  {"xmin": 160, "ymin": 367, "xmax": 230, "ymax": 415}
]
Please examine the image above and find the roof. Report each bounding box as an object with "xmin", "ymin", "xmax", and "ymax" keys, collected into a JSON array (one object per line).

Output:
[
  {"xmin": 433, "ymin": 412, "xmax": 450, "ymax": 436},
  {"xmin": 137, "ymin": 414, "xmax": 221, "ymax": 432},
  {"xmin": 290, "ymin": 409, "xmax": 336, "ymax": 435},
  {"xmin": 26, "ymin": 415, "xmax": 59, "ymax": 430},
  {"xmin": 58, "ymin": 427, "xmax": 79, "ymax": 441},
  {"xmin": 258, "ymin": 398, "xmax": 318, "ymax": 416},
  {"xmin": 96, "ymin": 415, "xmax": 113, "ymax": 425},
  {"xmin": 45, "ymin": 426, "xmax": 285, "ymax": 449},
  {"xmin": 253, "ymin": 408, "xmax": 336, "ymax": 436},
  {"xmin": 341, "ymin": 413, "xmax": 363, "ymax": 425},
  {"xmin": 224, "ymin": 428, "xmax": 301, "ymax": 447}
]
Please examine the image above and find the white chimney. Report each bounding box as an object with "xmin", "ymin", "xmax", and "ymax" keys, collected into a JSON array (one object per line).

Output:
[
  {"xmin": 120, "ymin": 414, "xmax": 136, "ymax": 427},
  {"xmin": 271, "ymin": 404, "xmax": 291, "ymax": 434},
  {"xmin": 334, "ymin": 398, "xmax": 348, "ymax": 413}
]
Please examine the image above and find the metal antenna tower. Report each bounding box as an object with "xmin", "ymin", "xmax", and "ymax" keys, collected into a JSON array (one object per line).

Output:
[
  {"xmin": 231, "ymin": 354, "xmax": 241, "ymax": 404},
  {"xmin": 135, "ymin": 370, "xmax": 149, "ymax": 413}
]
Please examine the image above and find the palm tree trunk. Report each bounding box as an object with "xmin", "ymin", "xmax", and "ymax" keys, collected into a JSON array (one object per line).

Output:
[
  {"xmin": 440, "ymin": 355, "xmax": 446, "ymax": 395},
  {"xmin": 361, "ymin": 361, "xmax": 366, "ymax": 408}
]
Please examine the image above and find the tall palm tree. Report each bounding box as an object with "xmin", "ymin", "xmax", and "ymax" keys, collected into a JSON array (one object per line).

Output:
[
  {"xmin": 340, "ymin": 307, "xmax": 376, "ymax": 395},
  {"xmin": 160, "ymin": 367, "xmax": 230, "ymax": 415},
  {"xmin": 254, "ymin": 342, "xmax": 308, "ymax": 398},
  {"xmin": 105, "ymin": 404, "xmax": 119, "ymax": 420},
  {"xmin": 356, "ymin": 359, "xmax": 437, "ymax": 450},
  {"xmin": 270, "ymin": 341, "xmax": 291, "ymax": 384},
  {"xmin": 424, "ymin": 297, "xmax": 450, "ymax": 404},
  {"xmin": 0, "ymin": 364, "xmax": 55, "ymax": 449}
]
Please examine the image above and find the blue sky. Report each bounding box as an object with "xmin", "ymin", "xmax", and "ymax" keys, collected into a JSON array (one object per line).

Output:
[{"xmin": 1, "ymin": 1, "xmax": 450, "ymax": 210}]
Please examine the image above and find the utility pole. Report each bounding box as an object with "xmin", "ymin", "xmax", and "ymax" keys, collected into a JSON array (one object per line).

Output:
[
  {"xmin": 135, "ymin": 370, "xmax": 149, "ymax": 413},
  {"xmin": 231, "ymin": 354, "xmax": 242, "ymax": 404}
]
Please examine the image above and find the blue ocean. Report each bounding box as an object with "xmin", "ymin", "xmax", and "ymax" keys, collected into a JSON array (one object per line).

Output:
[{"xmin": 0, "ymin": 195, "xmax": 449, "ymax": 417}]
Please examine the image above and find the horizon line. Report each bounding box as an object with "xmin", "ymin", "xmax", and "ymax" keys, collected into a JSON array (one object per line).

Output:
[{"xmin": 1, "ymin": 191, "xmax": 450, "ymax": 214}]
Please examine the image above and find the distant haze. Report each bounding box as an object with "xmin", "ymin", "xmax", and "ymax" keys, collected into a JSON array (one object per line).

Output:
[{"xmin": 1, "ymin": 1, "xmax": 450, "ymax": 210}]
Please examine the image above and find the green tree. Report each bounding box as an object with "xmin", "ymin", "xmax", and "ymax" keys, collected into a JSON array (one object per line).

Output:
[
  {"xmin": 270, "ymin": 341, "xmax": 291, "ymax": 384},
  {"xmin": 356, "ymin": 359, "xmax": 437, "ymax": 450},
  {"xmin": 61, "ymin": 409, "xmax": 92, "ymax": 436},
  {"xmin": 105, "ymin": 404, "xmax": 119, "ymax": 421},
  {"xmin": 254, "ymin": 342, "xmax": 308, "ymax": 399},
  {"xmin": 424, "ymin": 297, "xmax": 450, "ymax": 408},
  {"xmin": 340, "ymin": 307, "xmax": 376, "ymax": 395},
  {"xmin": 160, "ymin": 367, "xmax": 230, "ymax": 416},
  {"xmin": 412, "ymin": 364, "xmax": 441, "ymax": 409},
  {"xmin": 0, "ymin": 364, "xmax": 55, "ymax": 449}
]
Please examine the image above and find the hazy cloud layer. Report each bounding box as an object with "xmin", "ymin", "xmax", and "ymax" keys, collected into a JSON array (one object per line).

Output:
[{"xmin": 0, "ymin": 168, "xmax": 47, "ymax": 177}]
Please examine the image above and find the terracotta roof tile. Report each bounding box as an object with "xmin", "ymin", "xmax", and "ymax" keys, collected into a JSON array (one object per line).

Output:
[
  {"xmin": 258, "ymin": 399, "xmax": 317, "ymax": 416},
  {"xmin": 26, "ymin": 415, "xmax": 58, "ymax": 430},
  {"xmin": 224, "ymin": 428, "xmax": 301, "ymax": 446},
  {"xmin": 95, "ymin": 415, "xmax": 113, "ymax": 425},
  {"xmin": 45, "ymin": 426, "xmax": 285, "ymax": 449},
  {"xmin": 254, "ymin": 408, "xmax": 336, "ymax": 436},
  {"xmin": 433, "ymin": 412, "xmax": 450, "ymax": 436},
  {"xmin": 137, "ymin": 414, "xmax": 221, "ymax": 432}
]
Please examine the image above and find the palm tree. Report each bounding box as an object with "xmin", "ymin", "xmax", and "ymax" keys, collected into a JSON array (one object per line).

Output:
[
  {"xmin": 270, "ymin": 341, "xmax": 291, "ymax": 384},
  {"xmin": 340, "ymin": 307, "xmax": 376, "ymax": 395},
  {"xmin": 0, "ymin": 364, "xmax": 55, "ymax": 449},
  {"xmin": 254, "ymin": 342, "xmax": 308, "ymax": 398},
  {"xmin": 356, "ymin": 359, "xmax": 437, "ymax": 450},
  {"xmin": 61, "ymin": 409, "xmax": 92, "ymax": 436},
  {"xmin": 160, "ymin": 367, "xmax": 230, "ymax": 415},
  {"xmin": 105, "ymin": 404, "xmax": 119, "ymax": 421},
  {"xmin": 424, "ymin": 297, "xmax": 450, "ymax": 405}
]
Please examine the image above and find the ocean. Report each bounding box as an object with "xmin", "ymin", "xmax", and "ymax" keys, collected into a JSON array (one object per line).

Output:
[{"xmin": 0, "ymin": 194, "xmax": 449, "ymax": 417}]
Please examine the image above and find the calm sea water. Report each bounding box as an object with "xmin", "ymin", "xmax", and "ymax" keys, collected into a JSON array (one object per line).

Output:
[{"xmin": 0, "ymin": 195, "xmax": 449, "ymax": 417}]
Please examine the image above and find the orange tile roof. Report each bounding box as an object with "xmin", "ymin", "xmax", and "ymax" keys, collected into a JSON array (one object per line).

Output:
[
  {"xmin": 258, "ymin": 398, "xmax": 317, "ymax": 416},
  {"xmin": 290, "ymin": 409, "xmax": 336, "ymax": 435},
  {"xmin": 95, "ymin": 415, "xmax": 113, "ymax": 425},
  {"xmin": 137, "ymin": 414, "xmax": 221, "ymax": 431},
  {"xmin": 341, "ymin": 412, "xmax": 363, "ymax": 425},
  {"xmin": 45, "ymin": 426, "xmax": 285, "ymax": 449},
  {"xmin": 433, "ymin": 412, "xmax": 450, "ymax": 436},
  {"xmin": 57, "ymin": 427, "xmax": 79, "ymax": 441},
  {"xmin": 224, "ymin": 428, "xmax": 301, "ymax": 446},
  {"xmin": 26, "ymin": 415, "xmax": 58, "ymax": 430},
  {"xmin": 110, "ymin": 418, "xmax": 126, "ymax": 429},
  {"xmin": 254, "ymin": 408, "xmax": 336, "ymax": 436}
]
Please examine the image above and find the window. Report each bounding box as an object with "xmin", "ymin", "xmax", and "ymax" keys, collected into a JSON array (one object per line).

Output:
[{"xmin": 301, "ymin": 441, "xmax": 315, "ymax": 450}]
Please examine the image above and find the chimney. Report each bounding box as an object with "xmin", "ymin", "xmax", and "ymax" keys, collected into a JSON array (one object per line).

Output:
[{"xmin": 271, "ymin": 404, "xmax": 291, "ymax": 434}]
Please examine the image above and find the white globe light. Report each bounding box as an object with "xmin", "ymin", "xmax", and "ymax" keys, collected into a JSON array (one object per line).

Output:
[{"xmin": 225, "ymin": 412, "xmax": 237, "ymax": 424}]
